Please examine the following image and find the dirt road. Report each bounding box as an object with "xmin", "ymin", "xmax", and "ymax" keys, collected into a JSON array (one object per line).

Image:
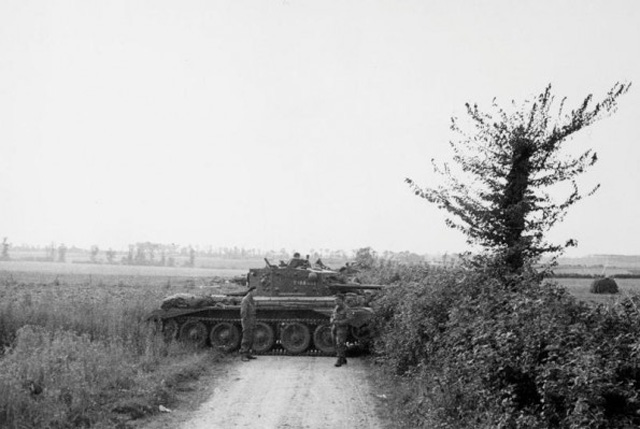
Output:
[{"xmin": 178, "ymin": 355, "xmax": 384, "ymax": 429}]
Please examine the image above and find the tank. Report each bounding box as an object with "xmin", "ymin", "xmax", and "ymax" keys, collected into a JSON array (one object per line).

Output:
[{"xmin": 146, "ymin": 259, "xmax": 383, "ymax": 356}]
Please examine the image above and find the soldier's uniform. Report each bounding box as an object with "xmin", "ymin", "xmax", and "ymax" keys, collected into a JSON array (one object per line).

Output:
[
  {"xmin": 330, "ymin": 296, "xmax": 350, "ymax": 367},
  {"xmin": 239, "ymin": 286, "xmax": 257, "ymax": 361},
  {"xmin": 288, "ymin": 257, "xmax": 306, "ymax": 269},
  {"xmin": 287, "ymin": 252, "xmax": 311, "ymax": 269}
]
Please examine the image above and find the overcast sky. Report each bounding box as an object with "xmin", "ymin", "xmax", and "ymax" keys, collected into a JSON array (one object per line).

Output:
[{"xmin": 1, "ymin": 0, "xmax": 639, "ymax": 256}]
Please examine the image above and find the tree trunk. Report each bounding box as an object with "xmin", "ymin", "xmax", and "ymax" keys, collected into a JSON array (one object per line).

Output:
[{"xmin": 502, "ymin": 136, "xmax": 533, "ymax": 273}]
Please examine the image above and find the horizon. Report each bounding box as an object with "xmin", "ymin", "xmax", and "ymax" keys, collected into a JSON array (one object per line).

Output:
[{"xmin": 4, "ymin": 240, "xmax": 640, "ymax": 260}]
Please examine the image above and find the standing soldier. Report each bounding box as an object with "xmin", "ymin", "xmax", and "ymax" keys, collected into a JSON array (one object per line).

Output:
[
  {"xmin": 288, "ymin": 252, "xmax": 305, "ymax": 269},
  {"xmin": 330, "ymin": 293, "xmax": 350, "ymax": 367},
  {"xmin": 240, "ymin": 285, "xmax": 257, "ymax": 361}
]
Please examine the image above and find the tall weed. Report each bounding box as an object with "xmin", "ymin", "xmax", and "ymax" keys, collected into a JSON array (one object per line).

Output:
[
  {"xmin": 0, "ymin": 325, "xmax": 135, "ymax": 427},
  {"xmin": 0, "ymin": 279, "xmax": 215, "ymax": 427},
  {"xmin": 370, "ymin": 261, "xmax": 640, "ymax": 428}
]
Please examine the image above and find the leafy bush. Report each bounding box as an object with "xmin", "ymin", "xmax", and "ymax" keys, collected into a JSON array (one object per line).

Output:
[
  {"xmin": 590, "ymin": 277, "xmax": 619, "ymax": 294},
  {"xmin": 370, "ymin": 261, "xmax": 640, "ymax": 428}
]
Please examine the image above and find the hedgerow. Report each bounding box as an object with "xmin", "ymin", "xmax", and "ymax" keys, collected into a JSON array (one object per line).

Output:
[{"xmin": 369, "ymin": 259, "xmax": 640, "ymax": 428}]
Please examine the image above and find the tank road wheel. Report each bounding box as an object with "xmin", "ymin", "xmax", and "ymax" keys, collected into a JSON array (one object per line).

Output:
[
  {"xmin": 162, "ymin": 319, "xmax": 179, "ymax": 342},
  {"xmin": 209, "ymin": 322, "xmax": 241, "ymax": 352},
  {"xmin": 280, "ymin": 322, "xmax": 311, "ymax": 354},
  {"xmin": 313, "ymin": 324, "xmax": 335, "ymax": 354},
  {"xmin": 178, "ymin": 321, "xmax": 208, "ymax": 348},
  {"xmin": 252, "ymin": 322, "xmax": 275, "ymax": 353}
]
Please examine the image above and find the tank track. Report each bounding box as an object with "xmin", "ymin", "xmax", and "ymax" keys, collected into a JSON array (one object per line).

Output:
[{"xmin": 180, "ymin": 316, "xmax": 337, "ymax": 356}]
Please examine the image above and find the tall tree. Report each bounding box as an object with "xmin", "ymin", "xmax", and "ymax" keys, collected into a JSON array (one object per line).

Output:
[{"xmin": 407, "ymin": 82, "xmax": 631, "ymax": 273}]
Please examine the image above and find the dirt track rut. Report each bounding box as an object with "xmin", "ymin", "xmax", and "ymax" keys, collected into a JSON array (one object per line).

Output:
[{"xmin": 181, "ymin": 355, "xmax": 383, "ymax": 429}]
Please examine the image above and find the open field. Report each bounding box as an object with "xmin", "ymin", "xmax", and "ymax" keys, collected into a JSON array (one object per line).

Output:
[
  {"xmin": 5, "ymin": 258, "xmax": 640, "ymax": 303},
  {"xmin": 0, "ymin": 260, "xmax": 246, "ymax": 286},
  {"xmin": 551, "ymin": 266, "xmax": 639, "ymax": 276},
  {"xmin": 556, "ymin": 255, "xmax": 640, "ymax": 270},
  {"xmin": 550, "ymin": 277, "xmax": 640, "ymax": 304},
  {"xmin": 0, "ymin": 260, "xmax": 250, "ymax": 428},
  {"xmin": 0, "ymin": 254, "xmax": 351, "ymax": 283},
  {"xmin": 0, "ymin": 260, "xmax": 248, "ymax": 350}
]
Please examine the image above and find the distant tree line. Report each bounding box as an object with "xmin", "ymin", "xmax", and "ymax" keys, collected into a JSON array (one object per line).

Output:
[{"xmin": 0, "ymin": 238, "xmax": 443, "ymax": 268}]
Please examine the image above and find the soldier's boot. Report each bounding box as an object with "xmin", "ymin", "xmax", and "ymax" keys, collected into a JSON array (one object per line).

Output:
[
  {"xmin": 341, "ymin": 357, "xmax": 347, "ymax": 365},
  {"xmin": 334, "ymin": 358, "xmax": 343, "ymax": 367},
  {"xmin": 247, "ymin": 354, "xmax": 257, "ymax": 360}
]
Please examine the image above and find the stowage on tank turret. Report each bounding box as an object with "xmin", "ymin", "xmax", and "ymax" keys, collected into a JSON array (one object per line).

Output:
[{"xmin": 146, "ymin": 259, "xmax": 383, "ymax": 355}]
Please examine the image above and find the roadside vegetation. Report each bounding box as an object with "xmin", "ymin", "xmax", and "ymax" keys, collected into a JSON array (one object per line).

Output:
[
  {"xmin": 367, "ymin": 82, "xmax": 637, "ymax": 428},
  {"xmin": 0, "ymin": 276, "xmax": 229, "ymax": 428},
  {"xmin": 367, "ymin": 258, "xmax": 640, "ymax": 428}
]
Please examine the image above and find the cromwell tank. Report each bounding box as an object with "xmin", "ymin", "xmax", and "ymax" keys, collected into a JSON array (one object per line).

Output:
[{"xmin": 147, "ymin": 259, "xmax": 383, "ymax": 355}]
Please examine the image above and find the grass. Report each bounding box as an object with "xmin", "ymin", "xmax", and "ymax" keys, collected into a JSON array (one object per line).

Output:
[
  {"xmin": 0, "ymin": 259, "xmax": 246, "ymax": 285},
  {"xmin": 0, "ymin": 267, "xmax": 241, "ymax": 428},
  {"xmin": 550, "ymin": 277, "xmax": 640, "ymax": 304},
  {"xmin": 366, "ymin": 358, "xmax": 436, "ymax": 429}
]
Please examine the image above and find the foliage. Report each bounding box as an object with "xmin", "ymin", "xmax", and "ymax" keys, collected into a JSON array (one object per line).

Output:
[
  {"xmin": 354, "ymin": 247, "xmax": 378, "ymax": 270},
  {"xmin": 352, "ymin": 255, "xmax": 436, "ymax": 292},
  {"xmin": 0, "ymin": 281, "xmax": 155, "ymax": 352},
  {"xmin": 0, "ymin": 326, "xmax": 136, "ymax": 427},
  {"xmin": 590, "ymin": 277, "xmax": 619, "ymax": 294},
  {"xmin": 369, "ymin": 261, "xmax": 640, "ymax": 428},
  {"xmin": 406, "ymin": 83, "xmax": 631, "ymax": 272},
  {"xmin": 0, "ymin": 275, "xmax": 224, "ymax": 428}
]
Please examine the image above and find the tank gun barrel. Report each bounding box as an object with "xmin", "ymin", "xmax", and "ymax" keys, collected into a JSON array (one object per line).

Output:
[{"xmin": 327, "ymin": 283, "xmax": 384, "ymax": 292}]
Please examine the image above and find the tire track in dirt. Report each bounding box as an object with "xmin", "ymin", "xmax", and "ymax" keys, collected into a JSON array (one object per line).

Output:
[{"xmin": 182, "ymin": 356, "xmax": 383, "ymax": 429}]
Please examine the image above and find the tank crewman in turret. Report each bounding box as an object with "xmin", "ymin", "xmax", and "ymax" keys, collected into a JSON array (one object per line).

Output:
[
  {"xmin": 288, "ymin": 252, "xmax": 307, "ymax": 269},
  {"xmin": 240, "ymin": 285, "xmax": 257, "ymax": 361},
  {"xmin": 330, "ymin": 293, "xmax": 350, "ymax": 367}
]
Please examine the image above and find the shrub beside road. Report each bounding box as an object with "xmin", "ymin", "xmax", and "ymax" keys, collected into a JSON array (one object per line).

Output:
[{"xmin": 367, "ymin": 260, "xmax": 640, "ymax": 428}]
